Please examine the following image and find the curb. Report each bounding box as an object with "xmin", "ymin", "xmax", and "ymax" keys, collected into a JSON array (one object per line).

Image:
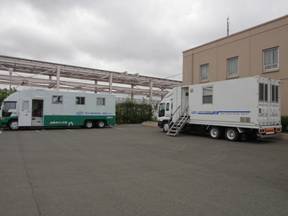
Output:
[
  {"xmin": 279, "ymin": 132, "xmax": 288, "ymax": 140},
  {"xmin": 142, "ymin": 121, "xmax": 158, "ymax": 128}
]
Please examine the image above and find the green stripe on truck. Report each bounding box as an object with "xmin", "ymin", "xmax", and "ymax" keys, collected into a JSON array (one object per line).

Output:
[
  {"xmin": 44, "ymin": 115, "xmax": 116, "ymax": 127},
  {"xmin": 0, "ymin": 116, "xmax": 17, "ymax": 127}
]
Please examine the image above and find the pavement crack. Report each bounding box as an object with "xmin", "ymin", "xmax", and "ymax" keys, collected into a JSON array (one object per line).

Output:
[{"xmin": 17, "ymin": 140, "xmax": 43, "ymax": 216}]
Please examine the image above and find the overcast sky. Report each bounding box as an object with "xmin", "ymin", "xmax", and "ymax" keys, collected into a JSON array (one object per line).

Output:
[{"xmin": 0, "ymin": 0, "xmax": 287, "ymax": 80}]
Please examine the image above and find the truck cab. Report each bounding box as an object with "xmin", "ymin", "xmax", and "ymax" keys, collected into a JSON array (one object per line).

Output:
[
  {"xmin": 157, "ymin": 94, "xmax": 173, "ymax": 132},
  {"xmin": 157, "ymin": 86, "xmax": 189, "ymax": 132},
  {"xmin": 0, "ymin": 93, "xmax": 18, "ymax": 129}
]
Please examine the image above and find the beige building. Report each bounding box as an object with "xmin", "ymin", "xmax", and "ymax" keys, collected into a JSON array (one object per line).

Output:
[{"xmin": 183, "ymin": 15, "xmax": 288, "ymax": 115}]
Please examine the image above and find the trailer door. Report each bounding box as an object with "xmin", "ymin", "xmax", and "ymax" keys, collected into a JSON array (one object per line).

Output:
[
  {"xmin": 181, "ymin": 87, "xmax": 189, "ymax": 113},
  {"xmin": 19, "ymin": 99, "xmax": 32, "ymax": 127}
]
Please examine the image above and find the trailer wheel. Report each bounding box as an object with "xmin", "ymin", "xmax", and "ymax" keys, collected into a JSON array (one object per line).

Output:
[
  {"xmin": 97, "ymin": 121, "xmax": 105, "ymax": 128},
  {"xmin": 9, "ymin": 120, "xmax": 19, "ymax": 130},
  {"xmin": 209, "ymin": 127, "xmax": 221, "ymax": 139},
  {"xmin": 225, "ymin": 128, "xmax": 239, "ymax": 141},
  {"xmin": 85, "ymin": 121, "xmax": 93, "ymax": 129}
]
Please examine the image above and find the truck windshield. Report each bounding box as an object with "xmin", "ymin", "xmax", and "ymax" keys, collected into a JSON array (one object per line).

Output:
[
  {"xmin": 158, "ymin": 103, "xmax": 165, "ymax": 117},
  {"xmin": 2, "ymin": 101, "xmax": 16, "ymax": 117}
]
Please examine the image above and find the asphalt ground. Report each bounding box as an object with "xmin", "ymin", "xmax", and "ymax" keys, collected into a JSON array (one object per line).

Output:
[{"xmin": 0, "ymin": 125, "xmax": 288, "ymax": 216}]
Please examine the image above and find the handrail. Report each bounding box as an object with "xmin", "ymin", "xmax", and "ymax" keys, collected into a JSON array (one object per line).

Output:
[
  {"xmin": 170, "ymin": 105, "xmax": 189, "ymax": 124},
  {"xmin": 171, "ymin": 105, "xmax": 181, "ymax": 117}
]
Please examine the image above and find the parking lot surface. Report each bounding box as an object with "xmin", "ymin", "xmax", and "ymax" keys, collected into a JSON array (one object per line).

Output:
[{"xmin": 0, "ymin": 125, "xmax": 288, "ymax": 216}]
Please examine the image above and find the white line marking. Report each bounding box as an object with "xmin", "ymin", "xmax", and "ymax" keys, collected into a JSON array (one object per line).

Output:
[{"xmin": 0, "ymin": 130, "xmax": 2, "ymax": 134}]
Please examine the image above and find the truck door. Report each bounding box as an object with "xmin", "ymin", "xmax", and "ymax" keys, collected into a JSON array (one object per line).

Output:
[
  {"xmin": 18, "ymin": 99, "xmax": 32, "ymax": 127},
  {"xmin": 31, "ymin": 99, "xmax": 44, "ymax": 126}
]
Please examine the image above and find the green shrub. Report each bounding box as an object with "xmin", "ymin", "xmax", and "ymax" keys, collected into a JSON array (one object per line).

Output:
[
  {"xmin": 116, "ymin": 100, "xmax": 152, "ymax": 124},
  {"xmin": 0, "ymin": 88, "xmax": 16, "ymax": 106},
  {"xmin": 282, "ymin": 116, "xmax": 288, "ymax": 132}
]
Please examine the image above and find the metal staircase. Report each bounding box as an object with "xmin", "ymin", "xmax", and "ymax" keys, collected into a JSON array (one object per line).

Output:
[{"xmin": 167, "ymin": 107, "xmax": 189, "ymax": 136}]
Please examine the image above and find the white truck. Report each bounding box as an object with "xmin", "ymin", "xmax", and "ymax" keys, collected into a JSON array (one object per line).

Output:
[
  {"xmin": 157, "ymin": 76, "xmax": 282, "ymax": 141},
  {"xmin": 0, "ymin": 89, "xmax": 116, "ymax": 130}
]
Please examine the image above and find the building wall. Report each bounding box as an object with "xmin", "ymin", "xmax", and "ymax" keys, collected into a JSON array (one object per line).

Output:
[{"xmin": 183, "ymin": 15, "xmax": 288, "ymax": 115}]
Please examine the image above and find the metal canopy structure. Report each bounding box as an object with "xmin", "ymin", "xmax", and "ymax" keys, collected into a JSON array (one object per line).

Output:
[{"xmin": 0, "ymin": 55, "xmax": 182, "ymax": 101}]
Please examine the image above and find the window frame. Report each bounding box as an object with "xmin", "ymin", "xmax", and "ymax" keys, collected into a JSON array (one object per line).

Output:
[
  {"xmin": 226, "ymin": 56, "xmax": 239, "ymax": 79},
  {"xmin": 202, "ymin": 86, "xmax": 213, "ymax": 104},
  {"xmin": 259, "ymin": 83, "xmax": 268, "ymax": 103},
  {"xmin": 76, "ymin": 96, "xmax": 85, "ymax": 105},
  {"xmin": 166, "ymin": 103, "xmax": 170, "ymax": 111},
  {"xmin": 3, "ymin": 101, "xmax": 17, "ymax": 111},
  {"xmin": 158, "ymin": 103, "xmax": 165, "ymax": 117},
  {"xmin": 52, "ymin": 95, "xmax": 63, "ymax": 104},
  {"xmin": 271, "ymin": 85, "xmax": 279, "ymax": 103},
  {"xmin": 263, "ymin": 47, "xmax": 279, "ymax": 73},
  {"xmin": 2, "ymin": 101, "xmax": 17, "ymax": 117},
  {"xmin": 96, "ymin": 97, "xmax": 106, "ymax": 106},
  {"xmin": 199, "ymin": 63, "xmax": 209, "ymax": 82}
]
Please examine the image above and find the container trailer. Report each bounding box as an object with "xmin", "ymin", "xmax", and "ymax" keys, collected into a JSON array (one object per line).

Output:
[{"xmin": 157, "ymin": 76, "xmax": 281, "ymax": 140}]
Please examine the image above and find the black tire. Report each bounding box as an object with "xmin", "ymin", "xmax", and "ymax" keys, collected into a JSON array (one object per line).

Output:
[
  {"xmin": 162, "ymin": 123, "xmax": 169, "ymax": 133},
  {"xmin": 209, "ymin": 127, "xmax": 222, "ymax": 139},
  {"xmin": 85, "ymin": 120, "xmax": 93, "ymax": 129},
  {"xmin": 225, "ymin": 128, "xmax": 239, "ymax": 141},
  {"xmin": 9, "ymin": 120, "xmax": 19, "ymax": 130},
  {"xmin": 97, "ymin": 121, "xmax": 105, "ymax": 128}
]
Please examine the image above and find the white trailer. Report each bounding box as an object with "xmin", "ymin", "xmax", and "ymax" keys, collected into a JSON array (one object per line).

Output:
[
  {"xmin": 0, "ymin": 89, "xmax": 116, "ymax": 130},
  {"xmin": 157, "ymin": 76, "xmax": 282, "ymax": 141}
]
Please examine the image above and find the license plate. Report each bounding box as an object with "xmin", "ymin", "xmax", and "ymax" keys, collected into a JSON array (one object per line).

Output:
[{"xmin": 265, "ymin": 128, "xmax": 275, "ymax": 134}]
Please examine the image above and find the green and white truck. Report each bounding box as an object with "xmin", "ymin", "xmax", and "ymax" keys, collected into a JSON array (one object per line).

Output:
[{"xmin": 0, "ymin": 89, "xmax": 116, "ymax": 130}]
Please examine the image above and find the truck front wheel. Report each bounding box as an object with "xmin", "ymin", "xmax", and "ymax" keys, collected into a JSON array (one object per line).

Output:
[
  {"xmin": 163, "ymin": 123, "xmax": 169, "ymax": 132},
  {"xmin": 225, "ymin": 128, "xmax": 239, "ymax": 141},
  {"xmin": 9, "ymin": 120, "xmax": 19, "ymax": 130}
]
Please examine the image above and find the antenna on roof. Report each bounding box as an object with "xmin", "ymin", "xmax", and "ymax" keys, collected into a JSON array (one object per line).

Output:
[{"xmin": 227, "ymin": 17, "xmax": 230, "ymax": 36}]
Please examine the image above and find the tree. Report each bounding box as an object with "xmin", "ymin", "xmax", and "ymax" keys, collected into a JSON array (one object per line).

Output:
[{"xmin": 0, "ymin": 88, "xmax": 16, "ymax": 106}]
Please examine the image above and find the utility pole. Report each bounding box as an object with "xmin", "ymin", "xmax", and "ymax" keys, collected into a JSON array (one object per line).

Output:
[
  {"xmin": 149, "ymin": 80, "xmax": 153, "ymax": 104},
  {"xmin": 56, "ymin": 66, "xmax": 61, "ymax": 90},
  {"xmin": 8, "ymin": 68, "xmax": 13, "ymax": 91},
  {"xmin": 94, "ymin": 80, "xmax": 98, "ymax": 93},
  {"xmin": 131, "ymin": 84, "xmax": 135, "ymax": 101},
  {"xmin": 227, "ymin": 17, "xmax": 230, "ymax": 36},
  {"xmin": 109, "ymin": 73, "xmax": 113, "ymax": 94}
]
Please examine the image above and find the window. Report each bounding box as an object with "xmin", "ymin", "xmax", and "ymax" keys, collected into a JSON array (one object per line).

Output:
[
  {"xmin": 259, "ymin": 83, "xmax": 268, "ymax": 102},
  {"xmin": 166, "ymin": 103, "xmax": 170, "ymax": 111},
  {"xmin": 158, "ymin": 103, "xmax": 165, "ymax": 117},
  {"xmin": 32, "ymin": 100, "xmax": 43, "ymax": 117},
  {"xmin": 52, "ymin": 95, "xmax": 63, "ymax": 104},
  {"xmin": 263, "ymin": 47, "xmax": 279, "ymax": 72},
  {"xmin": 227, "ymin": 56, "xmax": 238, "ymax": 78},
  {"xmin": 200, "ymin": 64, "xmax": 209, "ymax": 81},
  {"xmin": 271, "ymin": 85, "xmax": 279, "ymax": 103},
  {"xmin": 22, "ymin": 101, "xmax": 29, "ymax": 111},
  {"xmin": 97, "ymin": 97, "xmax": 105, "ymax": 106},
  {"xmin": 76, "ymin": 97, "xmax": 85, "ymax": 105},
  {"xmin": 2, "ymin": 101, "xmax": 16, "ymax": 117},
  {"xmin": 3, "ymin": 101, "xmax": 16, "ymax": 111},
  {"xmin": 202, "ymin": 86, "xmax": 213, "ymax": 104}
]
